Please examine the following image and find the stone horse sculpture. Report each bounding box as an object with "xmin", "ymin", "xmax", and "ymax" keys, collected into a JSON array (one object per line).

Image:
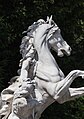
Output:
[{"xmin": 0, "ymin": 16, "xmax": 84, "ymax": 119}]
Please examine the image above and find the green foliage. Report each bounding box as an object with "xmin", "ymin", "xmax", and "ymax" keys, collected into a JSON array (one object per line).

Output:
[
  {"xmin": 41, "ymin": 99, "xmax": 84, "ymax": 119},
  {"xmin": 0, "ymin": 0, "xmax": 84, "ymax": 118}
]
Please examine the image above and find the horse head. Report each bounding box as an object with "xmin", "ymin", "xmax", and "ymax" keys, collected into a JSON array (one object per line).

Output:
[
  {"xmin": 46, "ymin": 16, "xmax": 72, "ymax": 57},
  {"xmin": 25, "ymin": 16, "xmax": 71, "ymax": 57}
]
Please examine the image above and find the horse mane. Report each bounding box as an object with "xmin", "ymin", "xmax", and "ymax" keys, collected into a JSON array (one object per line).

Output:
[
  {"xmin": 20, "ymin": 19, "xmax": 45, "ymax": 59},
  {"xmin": 46, "ymin": 25, "xmax": 59, "ymax": 41},
  {"xmin": 20, "ymin": 36, "xmax": 30, "ymax": 58}
]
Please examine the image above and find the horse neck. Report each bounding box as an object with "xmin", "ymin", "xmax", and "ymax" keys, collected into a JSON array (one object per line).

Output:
[
  {"xmin": 34, "ymin": 28, "xmax": 63, "ymax": 82},
  {"xmin": 34, "ymin": 24, "xmax": 59, "ymax": 71},
  {"xmin": 36, "ymin": 40, "xmax": 58, "ymax": 68}
]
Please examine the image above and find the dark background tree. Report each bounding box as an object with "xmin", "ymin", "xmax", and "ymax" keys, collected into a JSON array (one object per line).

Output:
[{"xmin": 0, "ymin": 0, "xmax": 84, "ymax": 118}]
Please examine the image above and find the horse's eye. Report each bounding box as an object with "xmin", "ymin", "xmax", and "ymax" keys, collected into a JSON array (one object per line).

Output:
[{"xmin": 6, "ymin": 102, "xmax": 10, "ymax": 105}]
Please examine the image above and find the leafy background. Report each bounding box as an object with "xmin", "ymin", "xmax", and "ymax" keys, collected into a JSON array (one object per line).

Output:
[{"xmin": 0, "ymin": 0, "xmax": 84, "ymax": 118}]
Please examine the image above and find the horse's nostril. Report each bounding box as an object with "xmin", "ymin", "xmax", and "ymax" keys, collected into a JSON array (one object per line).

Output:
[{"xmin": 69, "ymin": 47, "xmax": 72, "ymax": 52}]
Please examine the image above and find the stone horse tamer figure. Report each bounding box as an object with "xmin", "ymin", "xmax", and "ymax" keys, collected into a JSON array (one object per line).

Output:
[{"xmin": 0, "ymin": 16, "xmax": 84, "ymax": 119}]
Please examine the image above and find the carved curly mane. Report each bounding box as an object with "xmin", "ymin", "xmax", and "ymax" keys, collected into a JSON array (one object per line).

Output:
[
  {"xmin": 20, "ymin": 36, "xmax": 30, "ymax": 58},
  {"xmin": 20, "ymin": 19, "xmax": 45, "ymax": 59}
]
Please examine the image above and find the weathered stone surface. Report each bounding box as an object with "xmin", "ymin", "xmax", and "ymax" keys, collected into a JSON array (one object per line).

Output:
[{"xmin": 0, "ymin": 16, "xmax": 84, "ymax": 119}]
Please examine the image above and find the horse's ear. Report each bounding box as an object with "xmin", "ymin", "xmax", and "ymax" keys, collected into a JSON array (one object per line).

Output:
[
  {"xmin": 47, "ymin": 16, "xmax": 49, "ymax": 21},
  {"xmin": 49, "ymin": 15, "xmax": 52, "ymax": 24},
  {"xmin": 50, "ymin": 15, "xmax": 52, "ymax": 20}
]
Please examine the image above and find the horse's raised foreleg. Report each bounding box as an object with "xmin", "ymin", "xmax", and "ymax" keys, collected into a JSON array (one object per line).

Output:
[
  {"xmin": 35, "ymin": 70, "xmax": 84, "ymax": 104},
  {"xmin": 53, "ymin": 70, "xmax": 84, "ymax": 100},
  {"xmin": 41, "ymin": 70, "xmax": 84, "ymax": 100},
  {"xmin": 57, "ymin": 87, "xmax": 84, "ymax": 104}
]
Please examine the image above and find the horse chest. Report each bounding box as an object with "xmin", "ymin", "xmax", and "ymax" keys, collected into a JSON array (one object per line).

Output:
[{"xmin": 36, "ymin": 62, "xmax": 61, "ymax": 83}]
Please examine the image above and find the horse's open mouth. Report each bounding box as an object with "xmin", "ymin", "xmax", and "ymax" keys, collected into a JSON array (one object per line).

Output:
[{"xmin": 61, "ymin": 49, "xmax": 71, "ymax": 56}]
